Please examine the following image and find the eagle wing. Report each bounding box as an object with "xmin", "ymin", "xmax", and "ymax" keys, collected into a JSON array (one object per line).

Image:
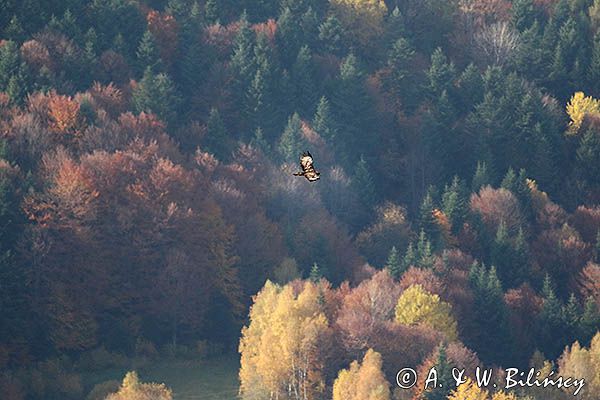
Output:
[{"xmin": 300, "ymin": 151, "xmax": 314, "ymax": 172}]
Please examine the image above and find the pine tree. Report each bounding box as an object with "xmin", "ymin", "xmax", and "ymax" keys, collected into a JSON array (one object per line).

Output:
[
  {"xmin": 230, "ymin": 12, "xmax": 255, "ymax": 105},
  {"xmin": 563, "ymin": 293, "xmax": 581, "ymax": 345},
  {"xmin": 512, "ymin": 0, "xmax": 537, "ymax": 32},
  {"xmin": 386, "ymin": 37, "xmax": 419, "ymax": 112},
  {"xmin": 278, "ymin": 113, "xmax": 303, "ymax": 162},
  {"xmin": 136, "ymin": 30, "xmax": 163, "ymax": 74},
  {"xmin": 589, "ymin": 32, "xmax": 600, "ymax": 95},
  {"xmin": 386, "ymin": 246, "xmax": 402, "ymax": 279},
  {"xmin": 576, "ymin": 127, "xmax": 600, "ymax": 188},
  {"xmin": 472, "ymin": 161, "xmax": 490, "ymax": 192},
  {"xmin": 205, "ymin": 108, "xmax": 229, "ymax": 160},
  {"xmin": 251, "ymin": 127, "xmax": 270, "ymax": 154},
  {"xmin": 312, "ymin": 96, "xmax": 338, "ymax": 144}
]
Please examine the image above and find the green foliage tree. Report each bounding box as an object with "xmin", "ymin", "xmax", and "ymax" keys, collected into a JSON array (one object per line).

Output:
[
  {"xmin": 312, "ymin": 96, "xmax": 338, "ymax": 144},
  {"xmin": 386, "ymin": 246, "xmax": 402, "ymax": 279},
  {"xmin": 136, "ymin": 30, "xmax": 163, "ymax": 74},
  {"xmin": 132, "ymin": 67, "xmax": 181, "ymax": 126},
  {"xmin": 278, "ymin": 112, "xmax": 304, "ymax": 162},
  {"xmin": 205, "ymin": 108, "xmax": 229, "ymax": 160}
]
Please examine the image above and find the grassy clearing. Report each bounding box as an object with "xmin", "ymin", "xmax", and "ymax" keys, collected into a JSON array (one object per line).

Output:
[{"xmin": 82, "ymin": 354, "xmax": 240, "ymax": 400}]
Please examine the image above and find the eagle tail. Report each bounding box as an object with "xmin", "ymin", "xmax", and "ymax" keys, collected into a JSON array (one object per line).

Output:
[{"xmin": 293, "ymin": 172, "xmax": 304, "ymax": 176}]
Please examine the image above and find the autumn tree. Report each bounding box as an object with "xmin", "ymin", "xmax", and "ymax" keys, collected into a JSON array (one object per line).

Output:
[
  {"xmin": 239, "ymin": 281, "xmax": 329, "ymax": 400},
  {"xmin": 105, "ymin": 371, "xmax": 172, "ymax": 400},
  {"xmin": 332, "ymin": 349, "xmax": 390, "ymax": 400},
  {"xmin": 395, "ymin": 284, "xmax": 458, "ymax": 341}
]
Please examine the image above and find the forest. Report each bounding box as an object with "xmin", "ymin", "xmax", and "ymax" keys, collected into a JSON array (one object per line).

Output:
[{"xmin": 1, "ymin": 0, "xmax": 600, "ymax": 399}]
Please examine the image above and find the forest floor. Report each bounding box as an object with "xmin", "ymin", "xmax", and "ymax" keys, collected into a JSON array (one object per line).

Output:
[{"xmin": 82, "ymin": 354, "xmax": 240, "ymax": 399}]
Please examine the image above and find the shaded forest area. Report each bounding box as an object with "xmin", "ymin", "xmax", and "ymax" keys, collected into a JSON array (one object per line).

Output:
[{"xmin": 1, "ymin": 0, "xmax": 600, "ymax": 399}]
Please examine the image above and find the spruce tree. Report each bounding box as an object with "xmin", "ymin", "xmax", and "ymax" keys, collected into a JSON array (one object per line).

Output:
[
  {"xmin": 352, "ymin": 155, "xmax": 376, "ymax": 208},
  {"xmin": 4, "ymin": 15, "xmax": 25, "ymax": 42},
  {"xmin": 579, "ymin": 297, "xmax": 600, "ymax": 345},
  {"xmin": 309, "ymin": 262, "xmax": 322, "ymax": 282},
  {"xmin": 205, "ymin": 0, "xmax": 220, "ymax": 24},
  {"xmin": 318, "ymin": 15, "xmax": 346, "ymax": 56},
  {"xmin": 291, "ymin": 46, "xmax": 317, "ymax": 116},
  {"xmin": 278, "ymin": 113, "xmax": 303, "ymax": 162},
  {"xmin": 136, "ymin": 30, "xmax": 163, "ymax": 74},
  {"xmin": 132, "ymin": 67, "xmax": 181, "ymax": 126},
  {"xmin": 386, "ymin": 246, "xmax": 402, "ymax": 279},
  {"xmin": 276, "ymin": 7, "xmax": 302, "ymax": 66},
  {"xmin": 312, "ymin": 96, "xmax": 337, "ymax": 144},
  {"xmin": 419, "ymin": 189, "xmax": 438, "ymax": 242},
  {"xmin": 472, "ymin": 161, "xmax": 490, "ymax": 192},
  {"xmin": 538, "ymin": 274, "xmax": 568, "ymax": 359},
  {"xmin": 441, "ymin": 176, "xmax": 467, "ymax": 234},
  {"xmin": 425, "ymin": 344, "xmax": 454, "ymax": 400},
  {"xmin": 416, "ymin": 229, "xmax": 434, "ymax": 268},
  {"xmin": 403, "ymin": 242, "xmax": 416, "ymax": 271},
  {"xmin": 205, "ymin": 108, "xmax": 229, "ymax": 161},
  {"xmin": 427, "ymin": 48, "xmax": 457, "ymax": 98}
]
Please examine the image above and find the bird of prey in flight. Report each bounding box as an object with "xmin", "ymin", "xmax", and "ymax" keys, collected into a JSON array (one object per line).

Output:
[{"xmin": 293, "ymin": 151, "xmax": 320, "ymax": 182}]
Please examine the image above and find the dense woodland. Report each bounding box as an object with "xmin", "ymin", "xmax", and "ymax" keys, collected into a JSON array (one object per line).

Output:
[{"xmin": 2, "ymin": 0, "xmax": 600, "ymax": 399}]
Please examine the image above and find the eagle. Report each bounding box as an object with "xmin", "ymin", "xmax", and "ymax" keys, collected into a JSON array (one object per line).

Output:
[{"xmin": 293, "ymin": 151, "xmax": 320, "ymax": 182}]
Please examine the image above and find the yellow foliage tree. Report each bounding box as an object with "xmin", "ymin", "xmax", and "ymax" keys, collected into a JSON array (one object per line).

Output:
[
  {"xmin": 330, "ymin": 0, "xmax": 387, "ymax": 46},
  {"xmin": 332, "ymin": 349, "xmax": 390, "ymax": 400},
  {"xmin": 558, "ymin": 333, "xmax": 600, "ymax": 399},
  {"xmin": 447, "ymin": 378, "xmax": 488, "ymax": 400},
  {"xmin": 105, "ymin": 371, "xmax": 172, "ymax": 400},
  {"xmin": 566, "ymin": 91, "xmax": 600, "ymax": 134},
  {"xmin": 491, "ymin": 390, "xmax": 517, "ymax": 400},
  {"xmin": 395, "ymin": 284, "xmax": 458, "ymax": 341},
  {"xmin": 239, "ymin": 281, "xmax": 329, "ymax": 400}
]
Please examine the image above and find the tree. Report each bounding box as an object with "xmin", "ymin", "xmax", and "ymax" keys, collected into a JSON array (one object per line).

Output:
[
  {"xmin": 278, "ymin": 113, "xmax": 304, "ymax": 162},
  {"xmin": 330, "ymin": 0, "xmax": 387, "ymax": 47},
  {"xmin": 447, "ymin": 378, "xmax": 488, "ymax": 400},
  {"xmin": 332, "ymin": 349, "xmax": 390, "ymax": 400},
  {"xmin": 427, "ymin": 47, "xmax": 456, "ymax": 98},
  {"xmin": 472, "ymin": 161, "xmax": 490, "ymax": 192},
  {"xmin": 352, "ymin": 155, "xmax": 377, "ymax": 214},
  {"xmin": 423, "ymin": 344, "xmax": 453, "ymax": 400},
  {"xmin": 292, "ymin": 46, "xmax": 317, "ymax": 116},
  {"xmin": 566, "ymin": 92, "xmax": 600, "ymax": 134},
  {"xmin": 204, "ymin": 108, "xmax": 229, "ymax": 160},
  {"xmin": 136, "ymin": 30, "xmax": 163, "ymax": 74},
  {"xmin": 468, "ymin": 263, "xmax": 512, "ymax": 364},
  {"xmin": 442, "ymin": 176, "xmax": 468, "ymax": 234},
  {"xmin": 106, "ymin": 371, "xmax": 172, "ymax": 400},
  {"xmin": 318, "ymin": 15, "xmax": 346, "ymax": 55},
  {"xmin": 537, "ymin": 274, "xmax": 569, "ymax": 359},
  {"xmin": 395, "ymin": 284, "xmax": 458, "ymax": 341},
  {"xmin": 312, "ymin": 96, "xmax": 337, "ymax": 143},
  {"xmin": 132, "ymin": 68, "xmax": 181, "ymax": 126},
  {"xmin": 386, "ymin": 246, "xmax": 402, "ymax": 279},
  {"xmin": 204, "ymin": 0, "xmax": 220, "ymax": 24},
  {"xmin": 239, "ymin": 281, "xmax": 329, "ymax": 400}
]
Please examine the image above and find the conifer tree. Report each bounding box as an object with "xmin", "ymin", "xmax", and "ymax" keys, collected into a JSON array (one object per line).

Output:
[
  {"xmin": 442, "ymin": 176, "xmax": 468, "ymax": 234},
  {"xmin": 403, "ymin": 242, "xmax": 416, "ymax": 271},
  {"xmin": 4, "ymin": 15, "xmax": 25, "ymax": 42},
  {"xmin": 291, "ymin": 46, "xmax": 317, "ymax": 116},
  {"xmin": 468, "ymin": 263, "xmax": 512, "ymax": 364},
  {"xmin": 472, "ymin": 161, "xmax": 490, "ymax": 192},
  {"xmin": 318, "ymin": 15, "xmax": 346, "ymax": 56},
  {"xmin": 132, "ymin": 68, "xmax": 181, "ymax": 126},
  {"xmin": 427, "ymin": 48, "xmax": 457, "ymax": 98},
  {"xmin": 419, "ymin": 189, "xmax": 438, "ymax": 242},
  {"xmin": 276, "ymin": 7, "xmax": 302, "ymax": 66},
  {"xmin": 580, "ymin": 297, "xmax": 600, "ymax": 345},
  {"xmin": 416, "ymin": 229, "xmax": 434, "ymax": 268},
  {"xmin": 386, "ymin": 246, "xmax": 402, "ymax": 279},
  {"xmin": 425, "ymin": 344, "xmax": 454, "ymax": 400},
  {"xmin": 278, "ymin": 113, "xmax": 303, "ymax": 162},
  {"xmin": 205, "ymin": 108, "xmax": 229, "ymax": 160},
  {"xmin": 538, "ymin": 274, "xmax": 568, "ymax": 359},
  {"xmin": 204, "ymin": 0, "xmax": 220, "ymax": 24},
  {"xmin": 309, "ymin": 262, "xmax": 322, "ymax": 282},
  {"xmin": 136, "ymin": 30, "xmax": 163, "ymax": 74},
  {"xmin": 312, "ymin": 96, "xmax": 337, "ymax": 144}
]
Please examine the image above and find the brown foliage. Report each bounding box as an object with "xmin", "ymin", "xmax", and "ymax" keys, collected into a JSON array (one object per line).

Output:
[
  {"xmin": 147, "ymin": 11, "xmax": 179, "ymax": 68},
  {"xmin": 399, "ymin": 266, "xmax": 444, "ymax": 296},
  {"xmin": 578, "ymin": 262, "xmax": 600, "ymax": 306},
  {"xmin": 48, "ymin": 93, "xmax": 83, "ymax": 138},
  {"xmin": 571, "ymin": 206, "xmax": 600, "ymax": 243},
  {"xmin": 470, "ymin": 186, "xmax": 523, "ymax": 234},
  {"xmin": 505, "ymin": 283, "xmax": 543, "ymax": 363}
]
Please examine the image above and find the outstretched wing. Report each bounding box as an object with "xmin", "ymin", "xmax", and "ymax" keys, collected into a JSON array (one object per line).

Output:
[{"xmin": 300, "ymin": 151, "xmax": 314, "ymax": 173}]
